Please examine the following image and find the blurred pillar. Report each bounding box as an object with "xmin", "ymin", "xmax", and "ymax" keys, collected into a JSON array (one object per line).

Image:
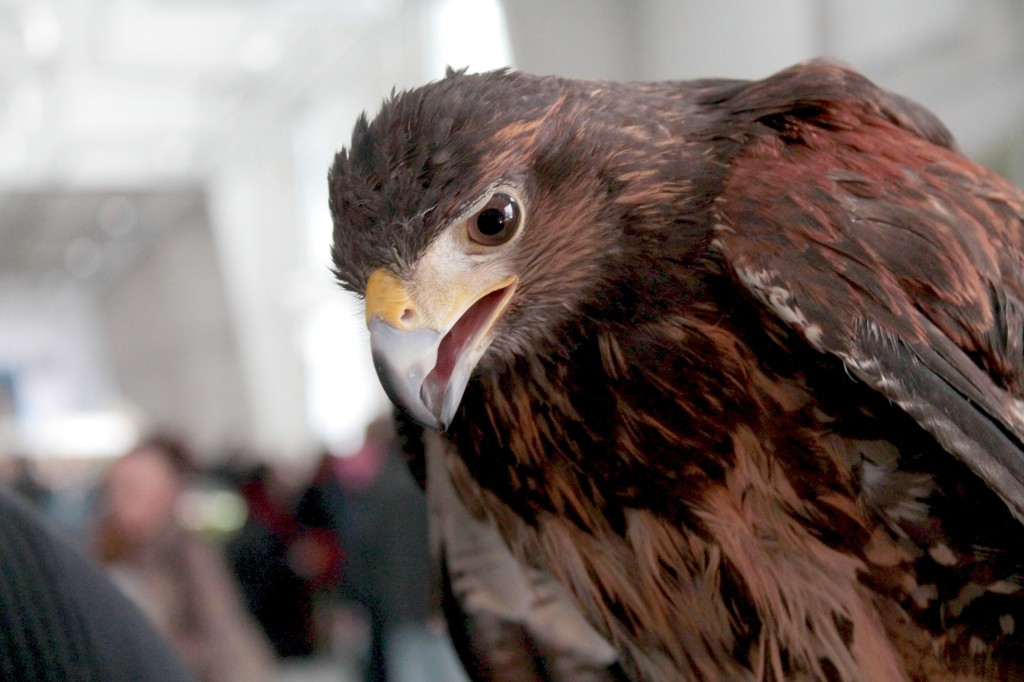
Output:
[
  {"xmin": 99, "ymin": 203, "xmax": 250, "ymax": 456},
  {"xmin": 208, "ymin": 150, "xmax": 311, "ymax": 461}
]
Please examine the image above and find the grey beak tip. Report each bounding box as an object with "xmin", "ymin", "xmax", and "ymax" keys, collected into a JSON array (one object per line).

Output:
[{"xmin": 368, "ymin": 319, "xmax": 444, "ymax": 430}]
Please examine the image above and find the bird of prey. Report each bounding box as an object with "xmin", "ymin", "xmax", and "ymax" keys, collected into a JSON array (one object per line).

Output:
[{"xmin": 329, "ymin": 61, "xmax": 1024, "ymax": 681}]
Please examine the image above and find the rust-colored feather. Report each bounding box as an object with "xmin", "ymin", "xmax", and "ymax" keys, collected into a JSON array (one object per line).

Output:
[{"xmin": 331, "ymin": 60, "xmax": 1024, "ymax": 680}]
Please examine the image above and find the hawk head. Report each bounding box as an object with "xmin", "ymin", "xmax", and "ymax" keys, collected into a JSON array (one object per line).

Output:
[{"xmin": 330, "ymin": 69, "xmax": 714, "ymax": 428}]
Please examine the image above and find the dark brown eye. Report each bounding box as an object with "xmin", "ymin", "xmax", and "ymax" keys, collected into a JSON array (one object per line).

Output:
[{"xmin": 468, "ymin": 193, "xmax": 520, "ymax": 246}]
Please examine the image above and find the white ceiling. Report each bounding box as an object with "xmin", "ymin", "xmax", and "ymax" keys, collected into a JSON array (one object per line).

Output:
[
  {"xmin": 0, "ymin": 0, "xmax": 419, "ymax": 188},
  {"xmin": 0, "ymin": 0, "xmax": 441, "ymax": 308}
]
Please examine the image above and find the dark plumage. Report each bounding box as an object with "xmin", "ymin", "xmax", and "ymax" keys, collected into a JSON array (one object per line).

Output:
[{"xmin": 329, "ymin": 61, "xmax": 1024, "ymax": 681}]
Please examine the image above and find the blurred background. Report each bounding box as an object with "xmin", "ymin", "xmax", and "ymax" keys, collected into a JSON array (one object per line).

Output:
[{"xmin": 1, "ymin": 0, "xmax": 1023, "ymax": 681}]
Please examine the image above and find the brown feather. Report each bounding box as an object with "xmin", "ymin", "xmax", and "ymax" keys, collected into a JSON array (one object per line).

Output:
[{"xmin": 331, "ymin": 60, "xmax": 1024, "ymax": 680}]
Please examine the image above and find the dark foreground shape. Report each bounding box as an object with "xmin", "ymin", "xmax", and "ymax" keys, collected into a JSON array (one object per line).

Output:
[{"xmin": 0, "ymin": 489, "xmax": 195, "ymax": 681}]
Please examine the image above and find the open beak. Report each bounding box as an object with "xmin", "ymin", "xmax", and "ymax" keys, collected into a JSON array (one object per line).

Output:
[{"xmin": 365, "ymin": 268, "xmax": 517, "ymax": 430}]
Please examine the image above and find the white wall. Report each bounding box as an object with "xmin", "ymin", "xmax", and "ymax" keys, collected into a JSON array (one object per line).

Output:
[{"xmin": 502, "ymin": 0, "xmax": 1024, "ymax": 163}]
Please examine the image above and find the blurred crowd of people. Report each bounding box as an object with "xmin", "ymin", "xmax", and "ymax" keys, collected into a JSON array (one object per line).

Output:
[{"xmin": 0, "ymin": 415, "xmax": 465, "ymax": 682}]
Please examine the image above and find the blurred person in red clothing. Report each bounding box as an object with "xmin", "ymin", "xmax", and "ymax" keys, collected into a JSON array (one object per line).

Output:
[
  {"xmin": 93, "ymin": 435, "xmax": 276, "ymax": 682},
  {"xmin": 228, "ymin": 460, "xmax": 344, "ymax": 659}
]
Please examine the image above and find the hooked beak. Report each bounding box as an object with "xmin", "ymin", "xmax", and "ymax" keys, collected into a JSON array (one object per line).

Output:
[{"xmin": 365, "ymin": 269, "xmax": 517, "ymax": 430}]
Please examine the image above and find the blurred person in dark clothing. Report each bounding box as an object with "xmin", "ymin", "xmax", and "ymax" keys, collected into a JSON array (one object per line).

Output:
[
  {"xmin": 336, "ymin": 416, "xmax": 460, "ymax": 682},
  {"xmin": 295, "ymin": 451, "xmax": 350, "ymax": 634},
  {"xmin": 0, "ymin": 454, "xmax": 50, "ymax": 507},
  {"xmin": 93, "ymin": 435, "xmax": 276, "ymax": 682}
]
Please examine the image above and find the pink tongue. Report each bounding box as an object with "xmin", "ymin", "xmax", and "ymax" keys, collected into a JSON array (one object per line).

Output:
[{"xmin": 422, "ymin": 287, "xmax": 509, "ymax": 410}]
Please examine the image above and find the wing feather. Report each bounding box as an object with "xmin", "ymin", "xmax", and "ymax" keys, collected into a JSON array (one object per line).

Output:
[
  {"xmin": 713, "ymin": 85, "xmax": 1024, "ymax": 520},
  {"xmin": 849, "ymin": 316, "xmax": 1024, "ymax": 516}
]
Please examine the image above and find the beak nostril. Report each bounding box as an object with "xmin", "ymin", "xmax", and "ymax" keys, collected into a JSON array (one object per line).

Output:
[{"xmin": 401, "ymin": 308, "xmax": 415, "ymax": 323}]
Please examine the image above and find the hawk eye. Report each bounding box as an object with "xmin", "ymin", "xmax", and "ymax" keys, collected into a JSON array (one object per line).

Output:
[{"xmin": 468, "ymin": 193, "xmax": 520, "ymax": 246}]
